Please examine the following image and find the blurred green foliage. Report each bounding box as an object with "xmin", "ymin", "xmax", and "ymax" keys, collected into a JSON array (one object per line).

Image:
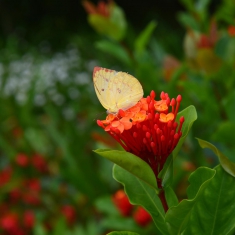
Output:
[{"xmin": 0, "ymin": 0, "xmax": 235, "ymax": 234}]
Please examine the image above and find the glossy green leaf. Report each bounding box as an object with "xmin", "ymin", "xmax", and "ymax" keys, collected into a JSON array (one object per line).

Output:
[
  {"xmin": 164, "ymin": 186, "xmax": 179, "ymax": 208},
  {"xmin": 173, "ymin": 105, "xmax": 197, "ymax": 159},
  {"xmin": 134, "ymin": 20, "xmax": 157, "ymax": 54},
  {"xmin": 113, "ymin": 165, "xmax": 169, "ymax": 235},
  {"xmin": 158, "ymin": 154, "xmax": 173, "ymax": 188},
  {"xmin": 159, "ymin": 105, "xmax": 197, "ymax": 188},
  {"xmin": 96, "ymin": 40, "xmax": 132, "ymax": 66},
  {"xmin": 166, "ymin": 167, "xmax": 215, "ymax": 235},
  {"xmin": 184, "ymin": 165, "xmax": 235, "ymax": 234},
  {"xmin": 94, "ymin": 149, "xmax": 158, "ymax": 191},
  {"xmin": 197, "ymin": 138, "xmax": 235, "ymax": 177},
  {"xmin": 107, "ymin": 232, "xmax": 139, "ymax": 235}
]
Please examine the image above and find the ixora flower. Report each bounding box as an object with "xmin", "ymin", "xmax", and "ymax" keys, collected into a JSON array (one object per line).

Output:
[
  {"xmin": 82, "ymin": 0, "xmax": 111, "ymax": 18},
  {"xmin": 97, "ymin": 90, "xmax": 184, "ymax": 187},
  {"xmin": 82, "ymin": 0, "xmax": 127, "ymax": 41}
]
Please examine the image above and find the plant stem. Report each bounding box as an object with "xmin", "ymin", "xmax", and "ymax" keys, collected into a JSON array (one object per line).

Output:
[{"xmin": 159, "ymin": 190, "xmax": 168, "ymax": 212}]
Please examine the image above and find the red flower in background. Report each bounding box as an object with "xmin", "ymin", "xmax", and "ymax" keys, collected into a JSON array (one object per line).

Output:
[
  {"xmin": 197, "ymin": 21, "xmax": 218, "ymax": 49},
  {"xmin": 0, "ymin": 167, "xmax": 12, "ymax": 187},
  {"xmin": 22, "ymin": 179, "xmax": 41, "ymax": 205},
  {"xmin": 15, "ymin": 153, "xmax": 29, "ymax": 167},
  {"xmin": 61, "ymin": 205, "xmax": 76, "ymax": 225},
  {"xmin": 9, "ymin": 188, "xmax": 22, "ymax": 203},
  {"xmin": 0, "ymin": 212, "xmax": 19, "ymax": 233},
  {"xmin": 133, "ymin": 206, "xmax": 152, "ymax": 227},
  {"xmin": 97, "ymin": 91, "xmax": 184, "ymax": 187},
  {"xmin": 228, "ymin": 25, "xmax": 235, "ymax": 37},
  {"xmin": 31, "ymin": 153, "xmax": 47, "ymax": 172},
  {"xmin": 23, "ymin": 210, "xmax": 35, "ymax": 229},
  {"xmin": 112, "ymin": 189, "xmax": 133, "ymax": 216},
  {"xmin": 82, "ymin": 0, "xmax": 112, "ymax": 17}
]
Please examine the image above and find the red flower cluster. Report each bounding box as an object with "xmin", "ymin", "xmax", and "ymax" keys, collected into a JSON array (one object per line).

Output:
[
  {"xmin": 82, "ymin": 0, "xmax": 112, "ymax": 17},
  {"xmin": 97, "ymin": 91, "xmax": 184, "ymax": 182},
  {"xmin": 15, "ymin": 153, "xmax": 48, "ymax": 172},
  {"xmin": 112, "ymin": 189, "xmax": 152, "ymax": 227},
  {"xmin": 197, "ymin": 21, "xmax": 218, "ymax": 49},
  {"xmin": 0, "ymin": 151, "xmax": 78, "ymax": 233},
  {"xmin": 0, "ymin": 210, "xmax": 35, "ymax": 235},
  {"xmin": 61, "ymin": 205, "xmax": 77, "ymax": 225}
]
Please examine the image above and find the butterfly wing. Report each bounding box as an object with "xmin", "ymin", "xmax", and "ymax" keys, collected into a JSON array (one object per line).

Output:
[{"xmin": 93, "ymin": 67, "xmax": 143, "ymax": 113}]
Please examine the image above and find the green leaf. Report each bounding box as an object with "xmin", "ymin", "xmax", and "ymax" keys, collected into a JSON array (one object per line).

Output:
[
  {"xmin": 94, "ymin": 149, "xmax": 158, "ymax": 191},
  {"xmin": 52, "ymin": 217, "xmax": 67, "ymax": 235},
  {"xmin": 95, "ymin": 196, "xmax": 119, "ymax": 216},
  {"xmin": 211, "ymin": 121, "xmax": 235, "ymax": 146},
  {"xmin": 158, "ymin": 154, "xmax": 173, "ymax": 188},
  {"xmin": 195, "ymin": 0, "xmax": 211, "ymax": 12},
  {"xmin": 197, "ymin": 138, "xmax": 235, "ymax": 177},
  {"xmin": 95, "ymin": 40, "xmax": 132, "ymax": 66},
  {"xmin": 223, "ymin": 89, "xmax": 235, "ymax": 122},
  {"xmin": 33, "ymin": 223, "xmax": 48, "ymax": 235},
  {"xmin": 164, "ymin": 186, "xmax": 179, "ymax": 208},
  {"xmin": 107, "ymin": 232, "xmax": 139, "ymax": 235},
  {"xmin": 113, "ymin": 165, "xmax": 169, "ymax": 235},
  {"xmin": 101, "ymin": 217, "xmax": 141, "ymax": 232},
  {"xmin": 110, "ymin": 3, "xmax": 127, "ymax": 38},
  {"xmin": 165, "ymin": 167, "xmax": 216, "ymax": 235},
  {"xmin": 134, "ymin": 20, "xmax": 157, "ymax": 54},
  {"xmin": 184, "ymin": 165, "xmax": 235, "ymax": 234},
  {"xmin": 159, "ymin": 105, "xmax": 197, "ymax": 188},
  {"xmin": 173, "ymin": 105, "xmax": 197, "ymax": 159},
  {"xmin": 214, "ymin": 36, "xmax": 230, "ymax": 60},
  {"xmin": 177, "ymin": 12, "xmax": 200, "ymax": 31},
  {"xmin": 88, "ymin": 4, "xmax": 126, "ymax": 41}
]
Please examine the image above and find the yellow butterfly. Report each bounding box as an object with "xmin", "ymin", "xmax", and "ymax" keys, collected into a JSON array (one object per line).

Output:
[{"xmin": 93, "ymin": 67, "xmax": 144, "ymax": 114}]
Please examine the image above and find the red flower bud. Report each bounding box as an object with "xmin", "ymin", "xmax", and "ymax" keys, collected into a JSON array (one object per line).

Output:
[
  {"xmin": 133, "ymin": 207, "xmax": 152, "ymax": 227},
  {"xmin": 112, "ymin": 190, "xmax": 133, "ymax": 216}
]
